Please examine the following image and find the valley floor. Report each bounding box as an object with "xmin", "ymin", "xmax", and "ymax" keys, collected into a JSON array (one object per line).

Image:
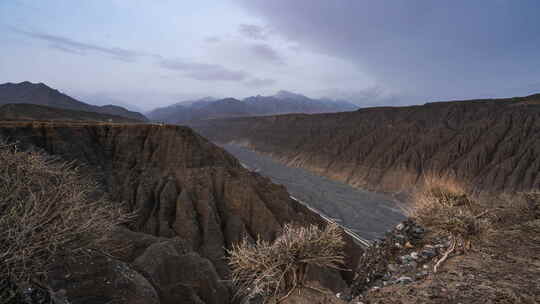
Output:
[{"xmin": 221, "ymin": 143, "xmax": 404, "ymax": 240}]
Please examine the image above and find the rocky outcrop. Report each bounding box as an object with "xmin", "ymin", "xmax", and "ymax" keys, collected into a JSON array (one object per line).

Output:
[
  {"xmin": 47, "ymin": 252, "xmax": 160, "ymax": 304},
  {"xmin": 192, "ymin": 93, "xmax": 540, "ymax": 195},
  {"xmin": 0, "ymin": 122, "xmax": 357, "ymax": 303}
]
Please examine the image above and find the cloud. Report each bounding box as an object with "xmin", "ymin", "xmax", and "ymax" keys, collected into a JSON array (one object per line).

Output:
[
  {"xmin": 245, "ymin": 77, "xmax": 276, "ymax": 88},
  {"xmin": 318, "ymin": 86, "xmax": 419, "ymax": 107},
  {"xmin": 10, "ymin": 26, "xmax": 267, "ymax": 84},
  {"xmin": 13, "ymin": 28, "xmax": 142, "ymax": 61},
  {"xmin": 238, "ymin": 24, "xmax": 268, "ymax": 40},
  {"xmin": 204, "ymin": 36, "xmax": 221, "ymax": 44},
  {"xmin": 250, "ymin": 43, "xmax": 284, "ymax": 64},
  {"xmin": 234, "ymin": 0, "xmax": 540, "ymax": 100},
  {"xmin": 158, "ymin": 59, "xmax": 248, "ymax": 81}
]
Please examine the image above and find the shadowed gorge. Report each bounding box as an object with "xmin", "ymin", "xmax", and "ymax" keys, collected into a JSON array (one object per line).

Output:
[
  {"xmin": 0, "ymin": 122, "xmax": 360, "ymax": 304},
  {"xmin": 193, "ymin": 94, "xmax": 540, "ymax": 196}
]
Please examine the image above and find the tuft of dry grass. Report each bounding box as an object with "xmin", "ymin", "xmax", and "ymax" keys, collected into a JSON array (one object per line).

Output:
[
  {"xmin": 227, "ymin": 223, "xmax": 345, "ymax": 303},
  {"xmin": 407, "ymin": 177, "xmax": 487, "ymax": 245},
  {"xmin": 0, "ymin": 141, "xmax": 134, "ymax": 284},
  {"xmin": 406, "ymin": 178, "xmax": 488, "ymax": 272},
  {"xmin": 405, "ymin": 176, "xmax": 540, "ymax": 273}
]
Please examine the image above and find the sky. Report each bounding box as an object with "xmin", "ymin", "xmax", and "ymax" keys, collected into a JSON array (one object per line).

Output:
[{"xmin": 1, "ymin": 0, "xmax": 540, "ymax": 111}]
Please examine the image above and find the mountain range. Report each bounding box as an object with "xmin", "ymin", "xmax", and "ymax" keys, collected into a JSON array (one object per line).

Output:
[
  {"xmin": 147, "ymin": 90, "xmax": 357, "ymax": 124},
  {"xmin": 0, "ymin": 82, "xmax": 148, "ymax": 121}
]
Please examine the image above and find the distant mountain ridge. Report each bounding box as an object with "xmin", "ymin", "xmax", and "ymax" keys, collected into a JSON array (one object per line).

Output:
[
  {"xmin": 0, "ymin": 103, "xmax": 141, "ymax": 123},
  {"xmin": 147, "ymin": 91, "xmax": 357, "ymax": 124},
  {"xmin": 0, "ymin": 82, "xmax": 148, "ymax": 121}
]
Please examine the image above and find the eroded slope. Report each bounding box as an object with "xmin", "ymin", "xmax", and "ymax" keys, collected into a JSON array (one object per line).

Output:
[
  {"xmin": 193, "ymin": 94, "xmax": 540, "ymax": 195},
  {"xmin": 0, "ymin": 122, "xmax": 357, "ymax": 304}
]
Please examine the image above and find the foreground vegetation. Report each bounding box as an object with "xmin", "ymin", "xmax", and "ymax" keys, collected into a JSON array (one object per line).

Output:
[
  {"xmin": 356, "ymin": 177, "xmax": 540, "ymax": 303},
  {"xmin": 228, "ymin": 223, "xmax": 345, "ymax": 303},
  {"xmin": 0, "ymin": 141, "xmax": 133, "ymax": 284}
]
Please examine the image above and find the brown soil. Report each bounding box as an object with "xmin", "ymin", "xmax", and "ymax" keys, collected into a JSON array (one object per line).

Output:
[{"xmin": 361, "ymin": 220, "xmax": 540, "ymax": 304}]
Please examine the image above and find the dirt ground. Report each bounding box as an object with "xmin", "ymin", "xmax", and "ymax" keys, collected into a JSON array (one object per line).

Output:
[{"xmin": 363, "ymin": 219, "xmax": 540, "ymax": 304}]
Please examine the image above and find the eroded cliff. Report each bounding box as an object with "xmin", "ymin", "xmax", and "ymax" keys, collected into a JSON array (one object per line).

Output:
[
  {"xmin": 0, "ymin": 122, "xmax": 357, "ymax": 304},
  {"xmin": 193, "ymin": 94, "xmax": 540, "ymax": 195}
]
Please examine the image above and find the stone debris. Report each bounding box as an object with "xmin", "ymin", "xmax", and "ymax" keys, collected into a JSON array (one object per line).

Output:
[{"xmin": 350, "ymin": 219, "xmax": 450, "ymax": 297}]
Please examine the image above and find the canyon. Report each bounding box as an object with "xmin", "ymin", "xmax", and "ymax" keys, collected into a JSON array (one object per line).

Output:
[
  {"xmin": 0, "ymin": 122, "xmax": 361, "ymax": 304},
  {"xmin": 221, "ymin": 143, "xmax": 404, "ymax": 241},
  {"xmin": 193, "ymin": 93, "xmax": 540, "ymax": 196}
]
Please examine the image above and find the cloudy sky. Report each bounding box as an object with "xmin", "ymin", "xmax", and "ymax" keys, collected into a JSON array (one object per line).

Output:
[{"xmin": 1, "ymin": 0, "xmax": 539, "ymax": 110}]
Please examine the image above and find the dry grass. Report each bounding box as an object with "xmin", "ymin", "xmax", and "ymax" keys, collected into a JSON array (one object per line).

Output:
[
  {"xmin": 407, "ymin": 176, "xmax": 487, "ymax": 247},
  {"xmin": 406, "ymin": 176, "xmax": 540, "ymax": 273},
  {"xmin": 0, "ymin": 141, "xmax": 134, "ymax": 283},
  {"xmin": 227, "ymin": 223, "xmax": 345, "ymax": 303}
]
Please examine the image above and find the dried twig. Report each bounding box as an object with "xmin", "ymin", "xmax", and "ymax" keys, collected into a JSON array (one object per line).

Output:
[{"xmin": 434, "ymin": 236, "xmax": 456, "ymax": 273}]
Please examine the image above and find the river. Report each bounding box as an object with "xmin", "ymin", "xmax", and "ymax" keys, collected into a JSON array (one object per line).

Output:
[{"xmin": 221, "ymin": 144, "xmax": 405, "ymax": 241}]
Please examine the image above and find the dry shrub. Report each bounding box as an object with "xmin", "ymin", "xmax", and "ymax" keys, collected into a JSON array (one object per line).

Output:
[
  {"xmin": 407, "ymin": 177, "xmax": 488, "ymax": 250},
  {"xmin": 0, "ymin": 141, "xmax": 134, "ymax": 283},
  {"xmin": 227, "ymin": 223, "xmax": 345, "ymax": 302}
]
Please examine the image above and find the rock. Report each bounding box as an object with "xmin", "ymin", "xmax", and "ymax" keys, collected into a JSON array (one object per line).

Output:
[
  {"xmin": 336, "ymin": 289, "xmax": 353, "ymax": 301},
  {"xmin": 396, "ymin": 276, "xmax": 413, "ymax": 284},
  {"xmin": 47, "ymin": 253, "xmax": 159, "ymax": 304},
  {"xmin": 415, "ymin": 271, "xmax": 429, "ymax": 279},
  {"xmin": 388, "ymin": 263, "xmax": 399, "ymax": 272},
  {"xmin": 421, "ymin": 248, "xmax": 437, "ymax": 258},
  {"xmin": 103, "ymin": 226, "xmax": 164, "ymax": 262},
  {"xmin": 133, "ymin": 240, "xmax": 229, "ymax": 304},
  {"xmin": 413, "ymin": 227, "xmax": 425, "ymax": 234},
  {"xmin": 400, "ymin": 255, "xmax": 412, "ymax": 263}
]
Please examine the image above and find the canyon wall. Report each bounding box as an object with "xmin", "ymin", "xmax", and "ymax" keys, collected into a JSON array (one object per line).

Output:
[
  {"xmin": 193, "ymin": 94, "xmax": 540, "ymax": 195},
  {"xmin": 0, "ymin": 122, "xmax": 356, "ymax": 304}
]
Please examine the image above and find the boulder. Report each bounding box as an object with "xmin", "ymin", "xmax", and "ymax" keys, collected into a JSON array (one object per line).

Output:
[{"xmin": 133, "ymin": 240, "xmax": 229, "ymax": 304}]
